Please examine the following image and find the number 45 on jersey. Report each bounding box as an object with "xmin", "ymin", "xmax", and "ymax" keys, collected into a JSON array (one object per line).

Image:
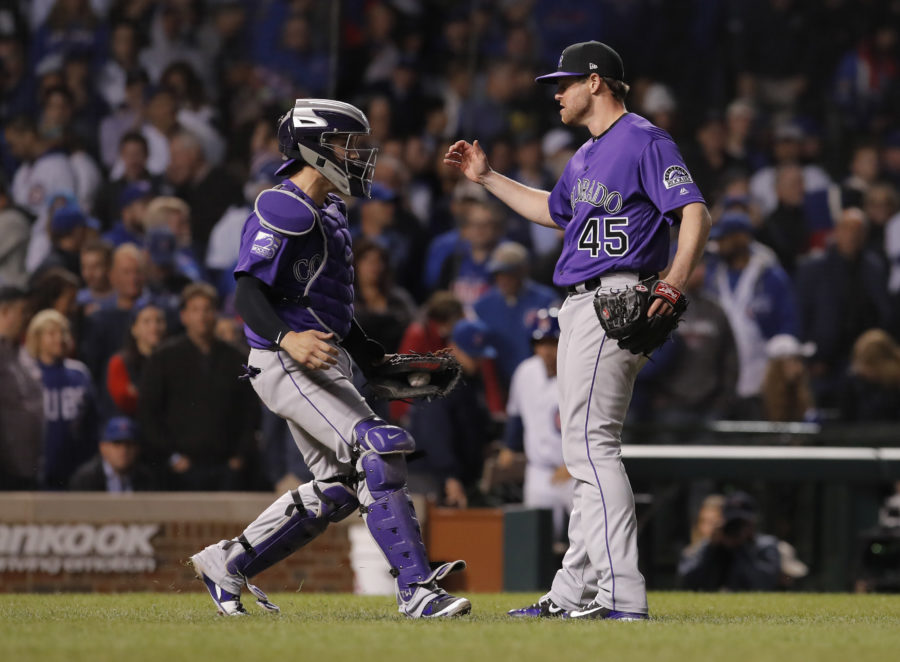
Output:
[{"xmin": 577, "ymin": 216, "xmax": 629, "ymax": 257}]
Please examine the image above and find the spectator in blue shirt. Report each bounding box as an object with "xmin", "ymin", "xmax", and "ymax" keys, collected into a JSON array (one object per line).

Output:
[
  {"xmin": 705, "ymin": 212, "xmax": 798, "ymax": 419},
  {"xmin": 473, "ymin": 242, "xmax": 559, "ymax": 389},
  {"xmin": 25, "ymin": 308, "xmax": 98, "ymax": 490}
]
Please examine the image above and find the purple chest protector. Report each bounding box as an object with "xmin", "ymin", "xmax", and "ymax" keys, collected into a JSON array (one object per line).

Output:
[{"xmin": 252, "ymin": 183, "xmax": 355, "ymax": 339}]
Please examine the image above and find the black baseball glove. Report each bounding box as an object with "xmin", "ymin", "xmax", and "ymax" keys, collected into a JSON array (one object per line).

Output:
[
  {"xmin": 592, "ymin": 280, "xmax": 688, "ymax": 355},
  {"xmin": 366, "ymin": 352, "xmax": 463, "ymax": 401}
]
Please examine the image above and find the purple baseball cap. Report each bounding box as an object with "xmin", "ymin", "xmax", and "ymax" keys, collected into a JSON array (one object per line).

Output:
[{"xmin": 535, "ymin": 41, "xmax": 625, "ymax": 84}]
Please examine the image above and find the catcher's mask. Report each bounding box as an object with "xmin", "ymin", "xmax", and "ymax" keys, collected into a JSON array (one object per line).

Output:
[{"xmin": 276, "ymin": 99, "xmax": 378, "ymax": 198}]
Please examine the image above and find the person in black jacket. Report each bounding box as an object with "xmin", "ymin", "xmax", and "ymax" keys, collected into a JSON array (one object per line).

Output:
[
  {"xmin": 796, "ymin": 207, "xmax": 891, "ymax": 408},
  {"xmin": 69, "ymin": 416, "xmax": 161, "ymax": 491},
  {"xmin": 678, "ymin": 491, "xmax": 781, "ymax": 592},
  {"xmin": 138, "ymin": 282, "xmax": 259, "ymax": 490}
]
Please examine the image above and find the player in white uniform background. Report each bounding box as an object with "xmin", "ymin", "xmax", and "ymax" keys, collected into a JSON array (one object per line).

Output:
[
  {"xmin": 502, "ymin": 308, "xmax": 574, "ymax": 542},
  {"xmin": 4, "ymin": 116, "xmax": 79, "ymax": 273},
  {"xmin": 446, "ymin": 41, "xmax": 710, "ymax": 620}
]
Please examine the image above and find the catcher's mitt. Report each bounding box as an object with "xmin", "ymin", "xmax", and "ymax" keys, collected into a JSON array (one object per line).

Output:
[
  {"xmin": 592, "ymin": 280, "xmax": 688, "ymax": 355},
  {"xmin": 367, "ymin": 352, "xmax": 462, "ymax": 401}
]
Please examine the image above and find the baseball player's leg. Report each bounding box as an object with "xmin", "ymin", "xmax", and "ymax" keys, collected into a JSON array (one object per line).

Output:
[
  {"xmin": 353, "ymin": 417, "xmax": 469, "ymax": 617},
  {"xmin": 190, "ymin": 417, "xmax": 357, "ymax": 615},
  {"xmin": 546, "ymin": 481, "xmax": 600, "ymax": 611},
  {"xmin": 201, "ymin": 346, "xmax": 467, "ymax": 618},
  {"xmin": 558, "ymin": 288, "xmax": 648, "ymax": 617},
  {"xmin": 509, "ymin": 300, "xmax": 594, "ymax": 617}
]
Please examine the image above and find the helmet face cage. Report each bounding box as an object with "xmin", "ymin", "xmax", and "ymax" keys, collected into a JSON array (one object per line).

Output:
[
  {"xmin": 318, "ymin": 132, "xmax": 378, "ymax": 198},
  {"xmin": 277, "ymin": 100, "xmax": 379, "ymax": 198}
]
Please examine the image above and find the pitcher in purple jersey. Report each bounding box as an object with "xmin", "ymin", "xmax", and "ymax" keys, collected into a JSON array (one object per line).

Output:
[
  {"xmin": 446, "ymin": 41, "xmax": 711, "ymax": 620},
  {"xmin": 189, "ymin": 99, "xmax": 470, "ymax": 619}
]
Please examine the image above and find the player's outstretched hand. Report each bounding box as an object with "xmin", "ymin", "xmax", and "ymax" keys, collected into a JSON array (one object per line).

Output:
[
  {"xmin": 280, "ymin": 330, "xmax": 339, "ymax": 370},
  {"xmin": 444, "ymin": 139, "xmax": 491, "ymax": 183}
]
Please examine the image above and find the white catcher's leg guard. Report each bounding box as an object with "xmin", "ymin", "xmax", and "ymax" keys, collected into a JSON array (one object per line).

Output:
[{"xmin": 191, "ymin": 479, "xmax": 358, "ymax": 615}]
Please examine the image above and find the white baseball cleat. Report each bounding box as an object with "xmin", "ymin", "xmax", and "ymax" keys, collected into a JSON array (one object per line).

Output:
[
  {"xmin": 397, "ymin": 582, "xmax": 471, "ymax": 618},
  {"xmin": 189, "ymin": 545, "xmax": 279, "ymax": 616}
]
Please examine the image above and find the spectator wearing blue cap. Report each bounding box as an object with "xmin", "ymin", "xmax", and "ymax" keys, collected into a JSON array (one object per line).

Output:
[
  {"xmin": 352, "ymin": 181, "xmax": 427, "ymax": 299},
  {"xmin": 103, "ymin": 180, "xmax": 153, "ymax": 248},
  {"xmin": 92, "ymin": 131, "xmax": 160, "ymax": 231},
  {"xmin": 69, "ymin": 416, "xmax": 161, "ymax": 492},
  {"xmin": 705, "ymin": 212, "xmax": 798, "ymax": 418},
  {"xmin": 142, "ymin": 196, "xmax": 203, "ymax": 285},
  {"xmin": 473, "ymin": 241, "xmax": 559, "ymax": 390},
  {"xmin": 407, "ymin": 318, "xmax": 498, "ymax": 508},
  {"xmin": 34, "ymin": 203, "xmax": 99, "ymax": 278},
  {"xmin": 498, "ymin": 308, "xmax": 574, "ymax": 542}
]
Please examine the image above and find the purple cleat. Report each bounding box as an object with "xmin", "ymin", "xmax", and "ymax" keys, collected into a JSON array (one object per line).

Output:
[
  {"xmin": 198, "ymin": 571, "xmax": 248, "ymax": 616},
  {"xmin": 507, "ymin": 595, "xmax": 568, "ymax": 618},
  {"xmin": 567, "ymin": 600, "xmax": 648, "ymax": 621}
]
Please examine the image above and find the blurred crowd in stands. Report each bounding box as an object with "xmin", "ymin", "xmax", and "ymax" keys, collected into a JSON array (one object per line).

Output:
[{"xmin": 1, "ymin": 0, "xmax": 900, "ymax": 516}]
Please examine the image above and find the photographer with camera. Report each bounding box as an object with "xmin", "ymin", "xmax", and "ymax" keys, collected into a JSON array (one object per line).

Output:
[{"xmin": 678, "ymin": 491, "xmax": 782, "ymax": 591}]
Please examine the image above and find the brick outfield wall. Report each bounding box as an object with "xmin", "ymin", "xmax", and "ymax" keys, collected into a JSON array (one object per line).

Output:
[{"xmin": 0, "ymin": 493, "xmax": 358, "ymax": 594}]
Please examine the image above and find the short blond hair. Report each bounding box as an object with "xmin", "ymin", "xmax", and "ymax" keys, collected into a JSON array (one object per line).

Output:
[
  {"xmin": 25, "ymin": 309, "xmax": 72, "ymax": 359},
  {"xmin": 143, "ymin": 196, "xmax": 190, "ymax": 231},
  {"xmin": 112, "ymin": 242, "xmax": 145, "ymax": 268}
]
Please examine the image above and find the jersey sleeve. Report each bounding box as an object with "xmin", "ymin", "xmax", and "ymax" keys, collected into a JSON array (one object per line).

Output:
[
  {"xmin": 233, "ymin": 215, "xmax": 290, "ymax": 287},
  {"xmin": 506, "ymin": 364, "xmax": 523, "ymax": 417},
  {"xmin": 638, "ymin": 138, "xmax": 706, "ymax": 217},
  {"xmin": 547, "ymin": 167, "xmax": 574, "ymax": 229}
]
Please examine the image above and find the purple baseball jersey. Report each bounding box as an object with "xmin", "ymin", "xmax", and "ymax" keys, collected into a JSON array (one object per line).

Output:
[
  {"xmin": 234, "ymin": 181, "xmax": 355, "ymax": 350},
  {"xmin": 548, "ymin": 113, "xmax": 705, "ymax": 287}
]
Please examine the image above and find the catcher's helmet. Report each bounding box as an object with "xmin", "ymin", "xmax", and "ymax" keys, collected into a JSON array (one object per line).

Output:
[
  {"xmin": 529, "ymin": 307, "xmax": 561, "ymax": 342},
  {"xmin": 275, "ymin": 99, "xmax": 378, "ymax": 197}
]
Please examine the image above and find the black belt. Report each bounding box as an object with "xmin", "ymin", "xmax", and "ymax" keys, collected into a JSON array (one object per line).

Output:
[{"xmin": 566, "ymin": 272, "xmax": 657, "ymax": 295}]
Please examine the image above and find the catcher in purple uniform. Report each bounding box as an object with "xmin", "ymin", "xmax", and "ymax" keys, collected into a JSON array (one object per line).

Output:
[
  {"xmin": 189, "ymin": 99, "xmax": 470, "ymax": 619},
  {"xmin": 445, "ymin": 41, "xmax": 711, "ymax": 620}
]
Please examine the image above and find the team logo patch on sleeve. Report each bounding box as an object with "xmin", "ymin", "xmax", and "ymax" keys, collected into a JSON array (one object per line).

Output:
[
  {"xmin": 250, "ymin": 230, "xmax": 281, "ymax": 259},
  {"xmin": 662, "ymin": 165, "xmax": 693, "ymax": 190}
]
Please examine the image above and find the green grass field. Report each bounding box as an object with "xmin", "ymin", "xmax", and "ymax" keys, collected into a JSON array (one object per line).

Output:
[{"xmin": 2, "ymin": 592, "xmax": 900, "ymax": 662}]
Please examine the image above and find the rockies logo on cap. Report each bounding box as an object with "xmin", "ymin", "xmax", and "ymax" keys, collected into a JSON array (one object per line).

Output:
[{"xmin": 535, "ymin": 41, "xmax": 625, "ymax": 84}]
